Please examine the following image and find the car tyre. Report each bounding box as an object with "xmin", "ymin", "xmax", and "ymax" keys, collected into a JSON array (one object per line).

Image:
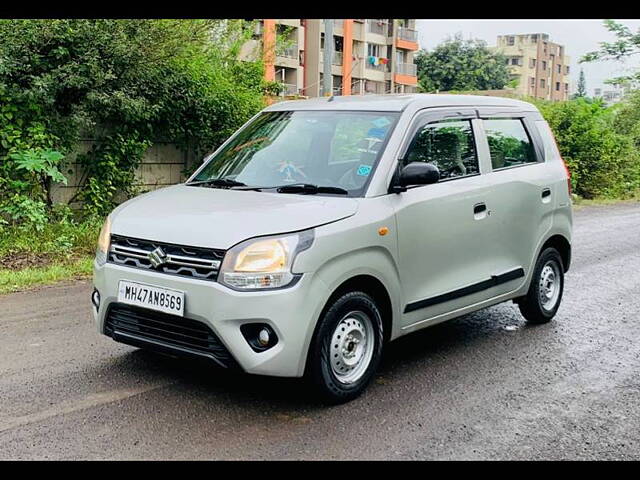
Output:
[
  {"xmin": 306, "ymin": 291, "xmax": 384, "ymax": 404},
  {"xmin": 518, "ymin": 247, "xmax": 565, "ymax": 324}
]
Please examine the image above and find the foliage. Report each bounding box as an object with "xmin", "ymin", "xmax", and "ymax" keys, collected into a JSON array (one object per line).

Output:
[
  {"xmin": 532, "ymin": 97, "xmax": 640, "ymax": 199},
  {"xmin": 612, "ymin": 89, "xmax": 640, "ymax": 150},
  {"xmin": 415, "ymin": 34, "xmax": 511, "ymax": 92},
  {"xmin": 574, "ymin": 69, "xmax": 587, "ymax": 98},
  {"xmin": 581, "ymin": 19, "xmax": 640, "ymax": 87},
  {"xmin": 0, "ymin": 19, "xmax": 268, "ymax": 219}
]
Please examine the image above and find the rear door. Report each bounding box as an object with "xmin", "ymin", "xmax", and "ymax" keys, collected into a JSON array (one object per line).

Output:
[{"xmin": 474, "ymin": 108, "xmax": 554, "ymax": 295}]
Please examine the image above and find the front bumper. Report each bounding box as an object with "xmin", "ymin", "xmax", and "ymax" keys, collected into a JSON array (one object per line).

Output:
[{"xmin": 92, "ymin": 260, "xmax": 330, "ymax": 377}]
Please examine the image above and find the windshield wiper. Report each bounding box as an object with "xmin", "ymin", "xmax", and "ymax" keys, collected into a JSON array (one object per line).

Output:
[
  {"xmin": 187, "ymin": 178, "xmax": 247, "ymax": 188},
  {"xmin": 275, "ymin": 183, "xmax": 349, "ymax": 195}
]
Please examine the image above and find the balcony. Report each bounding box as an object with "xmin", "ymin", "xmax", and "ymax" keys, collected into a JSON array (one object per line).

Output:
[
  {"xmin": 395, "ymin": 63, "xmax": 417, "ymax": 76},
  {"xmin": 365, "ymin": 62, "xmax": 388, "ymax": 72},
  {"xmin": 280, "ymin": 83, "xmax": 298, "ymax": 96},
  {"xmin": 319, "ymin": 85, "xmax": 343, "ymax": 96},
  {"xmin": 278, "ymin": 44, "xmax": 299, "ymax": 59},
  {"xmin": 397, "ymin": 27, "xmax": 418, "ymax": 43},
  {"xmin": 320, "ymin": 51, "xmax": 344, "ymax": 66},
  {"xmin": 366, "ymin": 19, "xmax": 388, "ymax": 36}
]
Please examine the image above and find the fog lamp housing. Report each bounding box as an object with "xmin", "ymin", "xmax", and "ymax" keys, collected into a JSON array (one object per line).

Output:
[{"xmin": 240, "ymin": 323, "xmax": 278, "ymax": 352}]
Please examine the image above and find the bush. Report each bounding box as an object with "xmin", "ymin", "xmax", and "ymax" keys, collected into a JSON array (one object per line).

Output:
[
  {"xmin": 533, "ymin": 97, "xmax": 640, "ymax": 199},
  {"xmin": 0, "ymin": 19, "xmax": 268, "ymax": 221}
]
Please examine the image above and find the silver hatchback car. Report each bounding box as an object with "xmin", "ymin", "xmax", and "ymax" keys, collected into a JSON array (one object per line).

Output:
[{"xmin": 92, "ymin": 94, "xmax": 572, "ymax": 403}]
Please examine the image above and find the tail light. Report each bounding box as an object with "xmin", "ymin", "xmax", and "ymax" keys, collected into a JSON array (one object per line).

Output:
[
  {"xmin": 561, "ymin": 157, "xmax": 572, "ymax": 195},
  {"xmin": 549, "ymin": 129, "xmax": 571, "ymax": 195}
]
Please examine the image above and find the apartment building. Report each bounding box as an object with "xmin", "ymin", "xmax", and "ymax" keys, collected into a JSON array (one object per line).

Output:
[
  {"xmin": 594, "ymin": 84, "xmax": 632, "ymax": 105},
  {"xmin": 243, "ymin": 19, "xmax": 419, "ymax": 98},
  {"xmin": 494, "ymin": 33, "xmax": 570, "ymax": 101}
]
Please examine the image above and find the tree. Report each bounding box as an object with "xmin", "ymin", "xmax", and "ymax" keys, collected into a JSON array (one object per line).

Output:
[
  {"xmin": 415, "ymin": 33, "xmax": 511, "ymax": 93},
  {"xmin": 581, "ymin": 19, "xmax": 640, "ymax": 87},
  {"xmin": 574, "ymin": 69, "xmax": 587, "ymax": 98}
]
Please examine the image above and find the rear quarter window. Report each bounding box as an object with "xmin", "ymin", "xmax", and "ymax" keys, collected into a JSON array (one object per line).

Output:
[{"xmin": 535, "ymin": 120, "xmax": 561, "ymax": 162}]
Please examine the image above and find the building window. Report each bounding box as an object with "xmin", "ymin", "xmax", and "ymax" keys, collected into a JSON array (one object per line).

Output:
[
  {"xmin": 506, "ymin": 36, "xmax": 515, "ymax": 46},
  {"xmin": 367, "ymin": 43, "xmax": 381, "ymax": 58},
  {"xmin": 530, "ymin": 77, "xmax": 535, "ymax": 86},
  {"xmin": 564, "ymin": 83, "xmax": 569, "ymax": 91},
  {"xmin": 542, "ymin": 61, "xmax": 547, "ymax": 70},
  {"xmin": 540, "ymin": 79, "xmax": 546, "ymax": 88},
  {"xmin": 566, "ymin": 66, "xmax": 570, "ymax": 74},
  {"xmin": 556, "ymin": 82, "xmax": 560, "ymax": 91},
  {"xmin": 511, "ymin": 57, "xmax": 520, "ymax": 66},
  {"xmin": 557, "ymin": 64, "xmax": 561, "ymax": 74},
  {"xmin": 530, "ymin": 58, "xmax": 536, "ymax": 68},
  {"xmin": 531, "ymin": 34, "xmax": 538, "ymax": 43}
]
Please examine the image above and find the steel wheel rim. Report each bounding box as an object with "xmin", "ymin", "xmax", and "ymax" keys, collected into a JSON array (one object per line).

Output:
[
  {"xmin": 539, "ymin": 260, "xmax": 561, "ymax": 310},
  {"xmin": 329, "ymin": 311, "xmax": 375, "ymax": 384}
]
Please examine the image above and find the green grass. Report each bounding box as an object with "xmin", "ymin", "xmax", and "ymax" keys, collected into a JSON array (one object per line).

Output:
[
  {"xmin": 0, "ymin": 256, "xmax": 93, "ymax": 294},
  {"xmin": 0, "ymin": 214, "xmax": 101, "ymax": 295},
  {"xmin": 572, "ymin": 191, "xmax": 640, "ymax": 209}
]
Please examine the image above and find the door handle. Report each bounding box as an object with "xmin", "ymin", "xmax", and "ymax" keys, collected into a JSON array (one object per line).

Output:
[
  {"xmin": 473, "ymin": 202, "xmax": 489, "ymax": 220},
  {"xmin": 541, "ymin": 188, "xmax": 551, "ymax": 198},
  {"xmin": 473, "ymin": 203, "xmax": 487, "ymax": 214}
]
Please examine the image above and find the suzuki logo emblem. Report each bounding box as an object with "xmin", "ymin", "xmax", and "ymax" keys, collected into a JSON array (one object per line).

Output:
[{"xmin": 148, "ymin": 247, "xmax": 168, "ymax": 268}]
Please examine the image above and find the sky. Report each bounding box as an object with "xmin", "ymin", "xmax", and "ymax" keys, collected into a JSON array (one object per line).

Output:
[{"xmin": 415, "ymin": 19, "xmax": 640, "ymax": 94}]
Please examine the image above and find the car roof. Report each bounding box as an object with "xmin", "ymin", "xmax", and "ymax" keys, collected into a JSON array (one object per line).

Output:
[{"xmin": 263, "ymin": 93, "xmax": 539, "ymax": 113}]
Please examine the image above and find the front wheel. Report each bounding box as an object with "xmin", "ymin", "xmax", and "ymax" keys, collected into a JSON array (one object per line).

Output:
[
  {"xmin": 518, "ymin": 247, "xmax": 565, "ymax": 324},
  {"xmin": 306, "ymin": 291, "xmax": 384, "ymax": 404}
]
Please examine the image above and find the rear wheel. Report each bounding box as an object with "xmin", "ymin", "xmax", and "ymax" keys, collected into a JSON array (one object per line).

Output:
[
  {"xmin": 518, "ymin": 247, "xmax": 564, "ymax": 324},
  {"xmin": 306, "ymin": 291, "xmax": 384, "ymax": 404}
]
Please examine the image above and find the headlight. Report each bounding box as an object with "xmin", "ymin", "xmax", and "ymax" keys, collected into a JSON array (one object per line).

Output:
[
  {"xmin": 220, "ymin": 230, "xmax": 314, "ymax": 290},
  {"xmin": 96, "ymin": 216, "xmax": 111, "ymax": 266}
]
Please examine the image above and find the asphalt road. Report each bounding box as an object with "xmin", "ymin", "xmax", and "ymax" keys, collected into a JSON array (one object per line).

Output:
[{"xmin": 1, "ymin": 202, "xmax": 640, "ymax": 460}]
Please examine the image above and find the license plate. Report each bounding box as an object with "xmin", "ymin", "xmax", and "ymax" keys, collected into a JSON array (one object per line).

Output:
[{"xmin": 117, "ymin": 280, "xmax": 185, "ymax": 316}]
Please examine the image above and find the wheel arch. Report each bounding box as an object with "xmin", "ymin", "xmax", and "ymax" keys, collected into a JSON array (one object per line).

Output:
[
  {"xmin": 539, "ymin": 234, "xmax": 571, "ymax": 272},
  {"xmin": 303, "ymin": 273, "xmax": 394, "ymax": 376}
]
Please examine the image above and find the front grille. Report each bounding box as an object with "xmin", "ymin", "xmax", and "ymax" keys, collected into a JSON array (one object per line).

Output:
[
  {"xmin": 108, "ymin": 235, "xmax": 225, "ymax": 281},
  {"xmin": 104, "ymin": 303, "xmax": 236, "ymax": 368}
]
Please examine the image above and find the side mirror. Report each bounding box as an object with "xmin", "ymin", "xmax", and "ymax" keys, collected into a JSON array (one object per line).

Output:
[{"xmin": 392, "ymin": 162, "xmax": 439, "ymax": 192}]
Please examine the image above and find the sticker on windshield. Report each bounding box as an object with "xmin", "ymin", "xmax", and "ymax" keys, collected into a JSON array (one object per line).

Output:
[
  {"xmin": 367, "ymin": 127, "xmax": 387, "ymax": 139},
  {"xmin": 371, "ymin": 117, "xmax": 391, "ymax": 129},
  {"xmin": 357, "ymin": 165, "xmax": 372, "ymax": 176}
]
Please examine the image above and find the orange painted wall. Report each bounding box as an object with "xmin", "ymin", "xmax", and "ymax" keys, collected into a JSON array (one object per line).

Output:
[
  {"xmin": 395, "ymin": 38, "xmax": 418, "ymax": 51},
  {"xmin": 342, "ymin": 20, "xmax": 353, "ymax": 95},
  {"xmin": 394, "ymin": 73, "xmax": 418, "ymax": 86},
  {"xmin": 263, "ymin": 19, "xmax": 276, "ymax": 83}
]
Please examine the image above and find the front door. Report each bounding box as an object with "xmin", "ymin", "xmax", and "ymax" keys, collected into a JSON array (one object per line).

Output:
[{"xmin": 390, "ymin": 109, "xmax": 508, "ymax": 330}]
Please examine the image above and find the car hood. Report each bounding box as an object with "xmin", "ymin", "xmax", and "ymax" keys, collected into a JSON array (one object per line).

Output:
[{"xmin": 110, "ymin": 185, "xmax": 358, "ymax": 249}]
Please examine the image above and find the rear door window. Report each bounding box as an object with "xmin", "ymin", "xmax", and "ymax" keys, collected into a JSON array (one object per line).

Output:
[{"xmin": 483, "ymin": 118, "xmax": 538, "ymax": 170}]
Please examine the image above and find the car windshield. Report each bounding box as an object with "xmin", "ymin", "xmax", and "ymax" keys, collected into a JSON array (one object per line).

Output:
[{"xmin": 190, "ymin": 110, "xmax": 400, "ymax": 196}]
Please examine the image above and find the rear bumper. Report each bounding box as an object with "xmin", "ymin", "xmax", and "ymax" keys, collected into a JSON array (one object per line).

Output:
[{"xmin": 92, "ymin": 260, "xmax": 330, "ymax": 377}]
